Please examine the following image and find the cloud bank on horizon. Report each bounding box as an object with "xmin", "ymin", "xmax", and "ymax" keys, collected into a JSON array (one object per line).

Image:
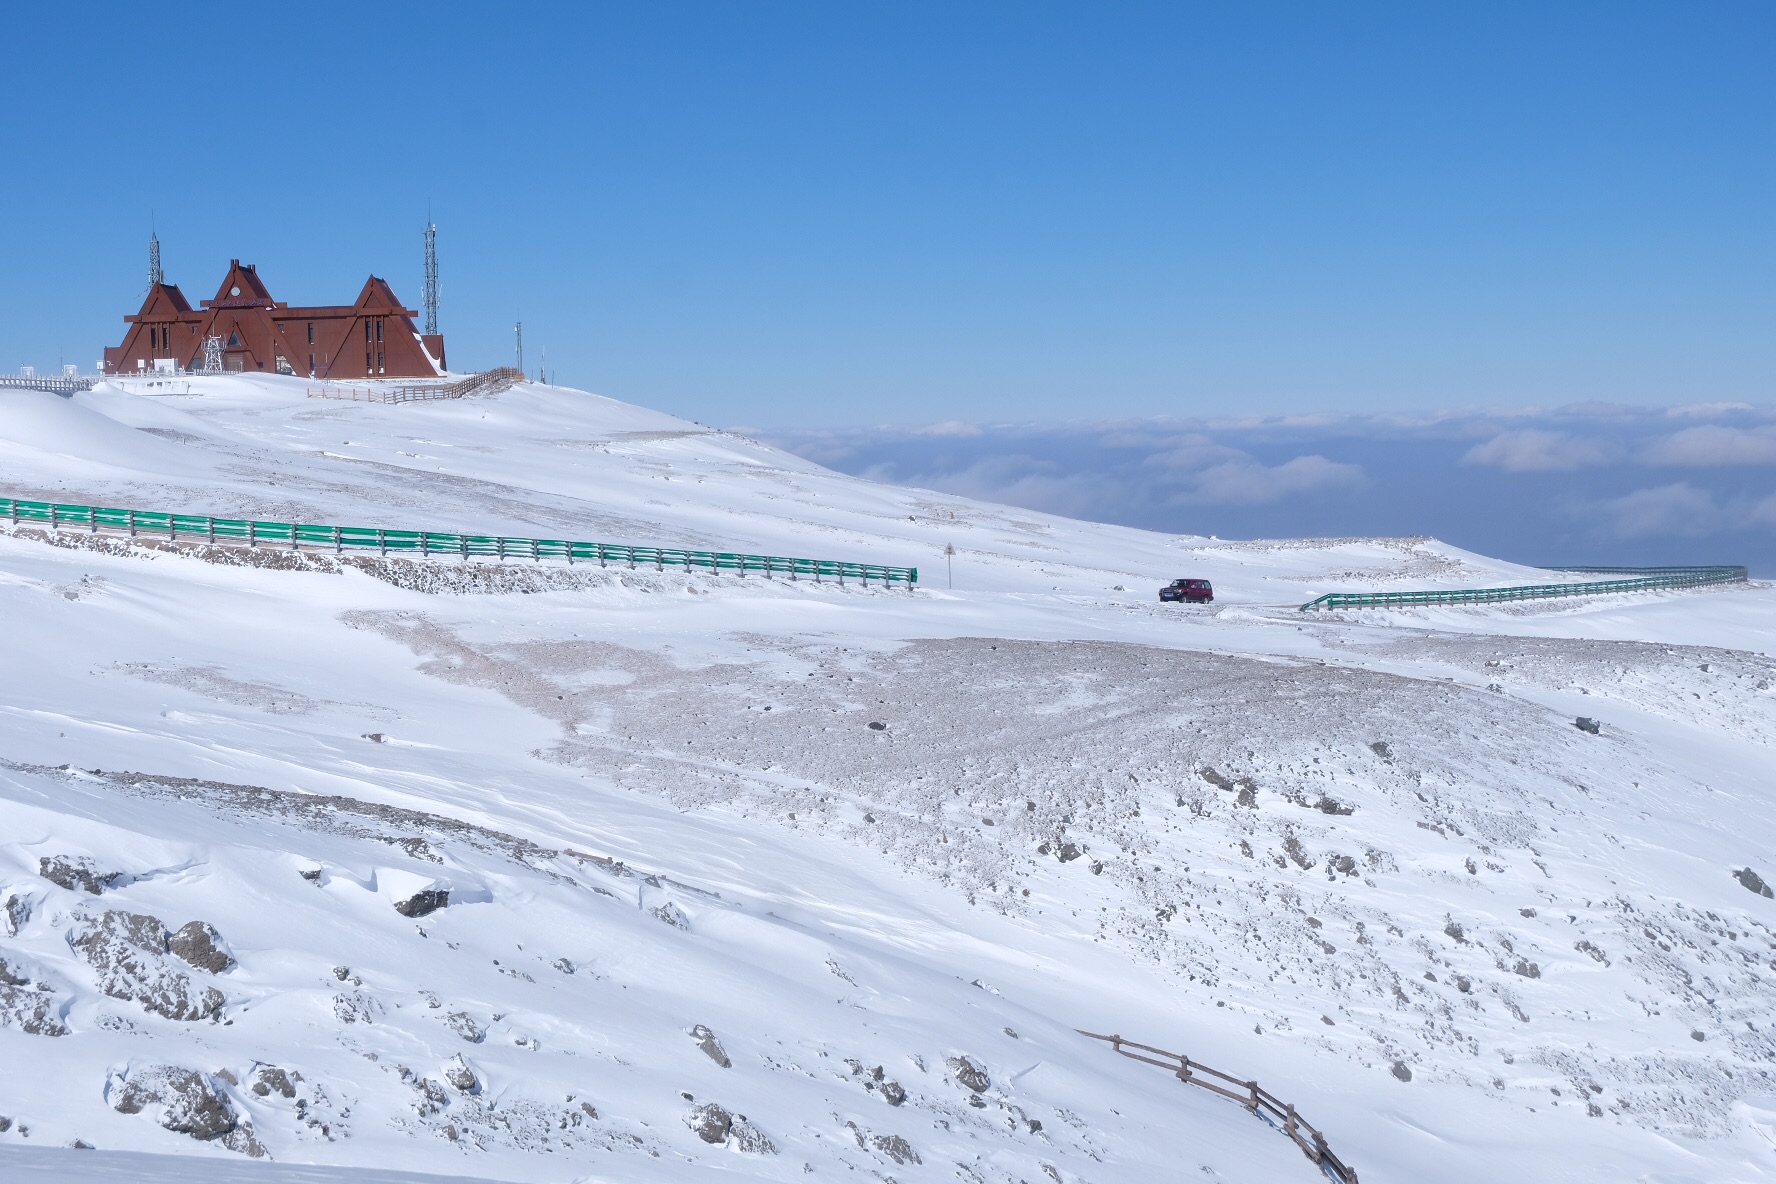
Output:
[{"xmin": 763, "ymin": 402, "xmax": 1776, "ymax": 575}]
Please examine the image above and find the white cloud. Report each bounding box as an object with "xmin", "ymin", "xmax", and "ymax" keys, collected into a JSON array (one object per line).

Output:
[
  {"xmin": 1643, "ymin": 425, "xmax": 1776, "ymax": 467},
  {"xmin": 909, "ymin": 420, "xmax": 983, "ymax": 437},
  {"xmin": 1462, "ymin": 429, "xmax": 1607, "ymax": 472},
  {"xmin": 1596, "ymin": 483, "xmax": 1719, "ymax": 539},
  {"xmin": 1184, "ymin": 455, "xmax": 1364, "ymax": 505}
]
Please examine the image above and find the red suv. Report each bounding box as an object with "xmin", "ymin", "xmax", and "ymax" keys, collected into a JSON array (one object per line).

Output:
[{"xmin": 1159, "ymin": 578, "xmax": 1213, "ymax": 604}]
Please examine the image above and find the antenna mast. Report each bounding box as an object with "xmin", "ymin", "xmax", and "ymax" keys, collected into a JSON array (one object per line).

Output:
[
  {"xmin": 422, "ymin": 220, "xmax": 439, "ymax": 336},
  {"xmin": 148, "ymin": 230, "xmax": 163, "ymax": 290},
  {"xmin": 514, "ymin": 321, "xmax": 523, "ymax": 373}
]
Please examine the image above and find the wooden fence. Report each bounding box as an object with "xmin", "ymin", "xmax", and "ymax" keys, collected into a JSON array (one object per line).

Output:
[
  {"xmin": 1081, "ymin": 1031, "xmax": 1358, "ymax": 1183},
  {"xmin": 305, "ymin": 366, "xmax": 525, "ymax": 405}
]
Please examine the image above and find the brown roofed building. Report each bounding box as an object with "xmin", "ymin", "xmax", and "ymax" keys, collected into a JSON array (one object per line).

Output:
[{"xmin": 106, "ymin": 260, "xmax": 446, "ymax": 378}]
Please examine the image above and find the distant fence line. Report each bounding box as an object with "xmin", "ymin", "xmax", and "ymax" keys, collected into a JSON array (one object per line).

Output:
[
  {"xmin": 1080, "ymin": 1031, "xmax": 1358, "ymax": 1183},
  {"xmin": 1298, "ymin": 565, "xmax": 1746, "ymax": 612},
  {"xmin": 305, "ymin": 366, "xmax": 524, "ymax": 404},
  {"xmin": 1, "ymin": 497, "xmax": 918, "ymax": 588}
]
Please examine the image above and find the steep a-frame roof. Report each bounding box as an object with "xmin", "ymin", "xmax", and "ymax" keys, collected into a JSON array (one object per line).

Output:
[{"xmin": 204, "ymin": 260, "xmax": 277, "ymax": 307}]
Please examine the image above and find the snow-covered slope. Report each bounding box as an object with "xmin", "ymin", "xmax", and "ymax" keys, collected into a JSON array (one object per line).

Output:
[{"xmin": 2, "ymin": 376, "xmax": 1775, "ymax": 1184}]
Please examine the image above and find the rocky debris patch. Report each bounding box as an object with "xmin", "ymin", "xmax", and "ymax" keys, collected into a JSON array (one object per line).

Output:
[
  {"xmin": 444, "ymin": 1011, "xmax": 486, "ymax": 1043},
  {"xmin": 947, "ymin": 1055, "xmax": 991, "ymax": 1094},
  {"xmin": 69, "ymin": 911, "xmax": 225, "ymax": 1022},
  {"xmin": 166, "ymin": 920, "xmax": 234, "ymax": 973},
  {"xmin": 686, "ymin": 1102, "xmax": 775, "ymax": 1154},
  {"xmin": 394, "ymin": 889, "xmax": 449, "ymax": 918},
  {"xmin": 3, "ymin": 892, "xmax": 30, "ymax": 936},
  {"xmin": 443, "ymin": 1054, "xmax": 480, "ymax": 1093},
  {"xmin": 109, "ymin": 1064, "xmax": 265, "ymax": 1157},
  {"xmin": 691, "ymin": 1024, "xmax": 731, "ymax": 1067},
  {"xmin": 0, "ymin": 952, "xmax": 69, "ymax": 1036},
  {"xmin": 1574, "ymin": 717, "xmax": 1602, "ymax": 735},
  {"xmin": 38, "ymin": 855, "xmax": 120, "ymax": 895},
  {"xmin": 847, "ymin": 1120, "xmax": 921, "ymax": 1164}
]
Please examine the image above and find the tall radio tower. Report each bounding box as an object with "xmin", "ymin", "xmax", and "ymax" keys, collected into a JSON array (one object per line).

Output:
[
  {"xmin": 422, "ymin": 219, "xmax": 439, "ymax": 336},
  {"xmin": 147, "ymin": 230, "xmax": 163, "ymax": 290},
  {"xmin": 514, "ymin": 321, "xmax": 523, "ymax": 373}
]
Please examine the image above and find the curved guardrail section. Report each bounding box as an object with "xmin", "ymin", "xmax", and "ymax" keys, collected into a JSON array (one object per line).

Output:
[
  {"xmin": 1081, "ymin": 1031, "xmax": 1357, "ymax": 1182},
  {"xmin": 1299, "ymin": 564, "xmax": 1745, "ymax": 612},
  {"xmin": 1, "ymin": 497, "xmax": 918, "ymax": 588}
]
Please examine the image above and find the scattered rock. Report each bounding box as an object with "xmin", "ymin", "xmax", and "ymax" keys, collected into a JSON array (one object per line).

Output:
[
  {"xmin": 881, "ymin": 1079, "xmax": 907, "ymax": 1106},
  {"xmin": 1443, "ymin": 921, "xmax": 1467, "ymax": 944},
  {"xmin": 1055, "ymin": 842, "xmax": 1081, "ymax": 863},
  {"xmin": 0, "ymin": 1115, "xmax": 10, "ymax": 1132},
  {"xmin": 0, "ymin": 953, "xmax": 69, "ymax": 1036},
  {"xmin": 652, "ymin": 902, "xmax": 691, "ymax": 929},
  {"xmin": 947, "ymin": 1055, "xmax": 990, "ymax": 1094},
  {"xmin": 444, "ymin": 1011, "xmax": 486, "ymax": 1043},
  {"xmin": 110, "ymin": 1065, "xmax": 265, "ymax": 1156},
  {"xmin": 691, "ymin": 1024, "xmax": 731, "ymax": 1068},
  {"xmin": 867, "ymin": 721, "xmax": 887, "ymax": 731},
  {"xmin": 394, "ymin": 889, "xmax": 449, "ymax": 918},
  {"xmin": 1390, "ymin": 1061, "xmax": 1412, "ymax": 1082},
  {"xmin": 3, "ymin": 893, "xmax": 30, "ymax": 936},
  {"xmin": 1315, "ymin": 795, "xmax": 1355, "ymax": 816},
  {"xmin": 39, "ymin": 856, "xmax": 118, "ymax": 895},
  {"xmin": 1199, "ymin": 767, "xmax": 1234, "ymax": 790},
  {"xmin": 364, "ymin": 733, "xmax": 386, "ymax": 743},
  {"xmin": 167, "ymin": 921, "xmax": 234, "ymax": 974},
  {"xmin": 1283, "ymin": 835, "xmax": 1314, "ymax": 870},
  {"xmin": 1735, "ymin": 868, "xmax": 1773, "ymax": 898},
  {"xmin": 70, "ymin": 911, "xmax": 224, "ymax": 1022},
  {"xmin": 1574, "ymin": 939, "xmax": 1610, "ymax": 966},
  {"xmin": 1574, "ymin": 717, "xmax": 1601, "ymax": 735},
  {"xmin": 251, "ymin": 1067, "xmax": 296, "ymax": 1099},
  {"xmin": 1369, "ymin": 741, "xmax": 1393, "ymax": 761},
  {"xmin": 1330, "ymin": 854, "xmax": 1357, "ymax": 875},
  {"xmin": 553, "ymin": 957, "xmax": 575, "ymax": 974},
  {"xmin": 443, "ymin": 1055, "xmax": 479, "ymax": 1093},
  {"xmin": 1513, "ymin": 959, "xmax": 1541, "ymax": 979},
  {"xmin": 1691, "ymin": 1029, "xmax": 1707, "ymax": 1042},
  {"xmin": 689, "ymin": 1102, "xmax": 731, "ymax": 1144},
  {"xmin": 872, "ymin": 1132, "xmax": 920, "ymax": 1164}
]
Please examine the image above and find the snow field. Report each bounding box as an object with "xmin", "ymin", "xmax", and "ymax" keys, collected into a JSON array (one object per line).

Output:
[{"xmin": 1, "ymin": 376, "xmax": 1774, "ymax": 1183}]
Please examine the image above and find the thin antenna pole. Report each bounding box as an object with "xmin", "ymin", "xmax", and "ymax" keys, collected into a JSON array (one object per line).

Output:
[
  {"xmin": 515, "ymin": 321, "xmax": 523, "ymax": 373},
  {"xmin": 422, "ymin": 218, "xmax": 439, "ymax": 336},
  {"xmin": 147, "ymin": 229, "xmax": 163, "ymax": 291}
]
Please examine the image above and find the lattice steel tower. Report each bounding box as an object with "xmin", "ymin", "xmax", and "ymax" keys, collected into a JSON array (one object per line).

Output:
[
  {"xmin": 422, "ymin": 220, "xmax": 439, "ymax": 336},
  {"xmin": 148, "ymin": 231, "xmax": 163, "ymax": 290}
]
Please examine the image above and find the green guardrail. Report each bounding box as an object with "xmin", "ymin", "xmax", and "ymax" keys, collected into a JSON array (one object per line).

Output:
[
  {"xmin": 2, "ymin": 497, "xmax": 918, "ymax": 588},
  {"xmin": 1299, "ymin": 564, "xmax": 1746, "ymax": 611}
]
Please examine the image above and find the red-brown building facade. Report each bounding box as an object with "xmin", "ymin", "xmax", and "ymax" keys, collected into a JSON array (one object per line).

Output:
[{"xmin": 105, "ymin": 260, "xmax": 446, "ymax": 378}]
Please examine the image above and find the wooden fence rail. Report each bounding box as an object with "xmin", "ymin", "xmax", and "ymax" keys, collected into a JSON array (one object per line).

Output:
[
  {"xmin": 1080, "ymin": 1031, "xmax": 1357, "ymax": 1183},
  {"xmin": 305, "ymin": 366, "xmax": 525, "ymax": 405}
]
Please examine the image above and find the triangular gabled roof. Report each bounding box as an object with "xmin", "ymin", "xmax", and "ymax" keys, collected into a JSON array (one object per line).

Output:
[
  {"xmin": 206, "ymin": 260, "xmax": 275, "ymax": 306},
  {"xmin": 353, "ymin": 274, "xmax": 404, "ymax": 309},
  {"xmin": 131, "ymin": 283, "xmax": 194, "ymax": 319}
]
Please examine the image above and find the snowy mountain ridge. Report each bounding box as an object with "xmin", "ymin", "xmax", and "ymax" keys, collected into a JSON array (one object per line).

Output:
[{"xmin": 2, "ymin": 374, "xmax": 1775, "ymax": 1184}]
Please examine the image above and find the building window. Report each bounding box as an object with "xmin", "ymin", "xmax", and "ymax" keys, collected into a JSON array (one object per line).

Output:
[
  {"xmin": 228, "ymin": 331, "xmax": 240, "ymax": 347},
  {"xmin": 367, "ymin": 351, "xmax": 373, "ymax": 373},
  {"xmin": 309, "ymin": 354, "xmax": 315, "ymax": 374},
  {"xmin": 378, "ymin": 351, "xmax": 384, "ymax": 373},
  {"xmin": 308, "ymin": 323, "xmax": 315, "ymax": 344},
  {"xmin": 376, "ymin": 320, "xmax": 383, "ymax": 342},
  {"xmin": 365, "ymin": 322, "xmax": 372, "ymax": 343}
]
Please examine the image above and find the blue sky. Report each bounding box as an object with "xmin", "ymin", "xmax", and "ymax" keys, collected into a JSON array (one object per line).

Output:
[
  {"xmin": 3, "ymin": 4, "xmax": 1773, "ymax": 567},
  {"xmin": 4, "ymin": 3, "xmax": 1771, "ymax": 427}
]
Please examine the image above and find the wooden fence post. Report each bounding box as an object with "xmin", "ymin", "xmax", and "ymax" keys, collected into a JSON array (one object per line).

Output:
[{"xmin": 1245, "ymin": 1082, "xmax": 1259, "ymax": 1113}]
